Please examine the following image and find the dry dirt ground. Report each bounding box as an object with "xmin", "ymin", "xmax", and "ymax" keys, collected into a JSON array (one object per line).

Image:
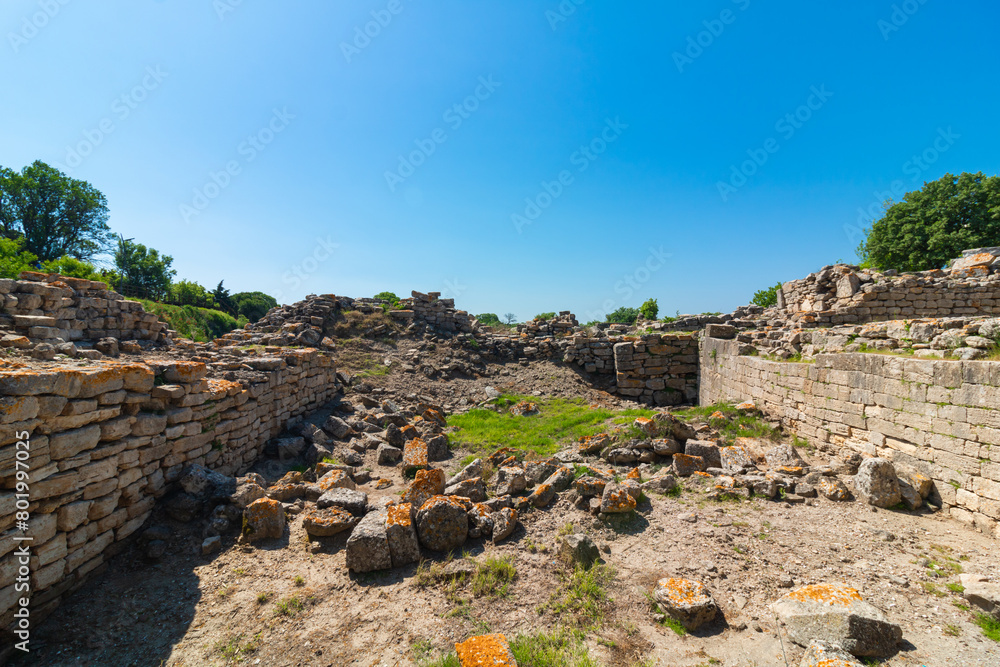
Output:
[{"xmin": 13, "ymin": 345, "xmax": 1000, "ymax": 667}]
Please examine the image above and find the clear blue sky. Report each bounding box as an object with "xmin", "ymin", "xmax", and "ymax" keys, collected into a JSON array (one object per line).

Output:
[{"xmin": 3, "ymin": 1, "xmax": 998, "ymax": 321}]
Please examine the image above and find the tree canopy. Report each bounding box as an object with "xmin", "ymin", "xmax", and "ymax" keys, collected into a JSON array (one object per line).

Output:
[
  {"xmin": 114, "ymin": 235, "xmax": 175, "ymax": 300},
  {"xmin": 232, "ymin": 291, "xmax": 278, "ymax": 322},
  {"xmin": 606, "ymin": 306, "xmax": 639, "ymax": 325},
  {"xmin": 639, "ymin": 298, "xmax": 658, "ymax": 320},
  {"xmin": 0, "ymin": 161, "xmax": 112, "ymax": 261},
  {"xmin": 858, "ymin": 172, "xmax": 1000, "ymax": 271}
]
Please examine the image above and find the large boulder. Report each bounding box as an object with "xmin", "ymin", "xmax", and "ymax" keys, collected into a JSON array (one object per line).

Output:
[
  {"xmin": 345, "ymin": 508, "xmax": 392, "ymax": 572},
  {"xmin": 653, "ymin": 578, "xmax": 717, "ymax": 630},
  {"xmin": 772, "ymin": 583, "xmax": 903, "ymax": 657},
  {"xmin": 243, "ymin": 498, "xmax": 286, "ymax": 542},
  {"xmin": 854, "ymin": 458, "xmax": 901, "ymax": 508},
  {"xmin": 386, "ymin": 503, "xmax": 421, "ymax": 568},
  {"xmin": 416, "ymin": 495, "xmax": 468, "ymax": 552}
]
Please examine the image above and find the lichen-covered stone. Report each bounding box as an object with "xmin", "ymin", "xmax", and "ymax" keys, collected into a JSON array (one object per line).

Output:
[
  {"xmin": 386, "ymin": 503, "xmax": 421, "ymax": 567},
  {"xmin": 317, "ymin": 487, "xmax": 368, "ymax": 516},
  {"xmin": 797, "ymin": 641, "xmax": 864, "ymax": 667},
  {"xmin": 445, "ymin": 476, "xmax": 487, "ymax": 502},
  {"xmin": 491, "ymin": 507, "xmax": 518, "ymax": 543},
  {"xmin": 317, "ymin": 469, "xmax": 356, "ymax": 492},
  {"xmin": 454, "ymin": 633, "xmax": 517, "ymax": 666},
  {"xmin": 403, "ymin": 437, "xmax": 429, "ymax": 474},
  {"xmin": 528, "ymin": 482, "xmax": 556, "ymax": 507},
  {"xmin": 243, "ymin": 498, "xmax": 286, "ymax": 542},
  {"xmin": 446, "ymin": 458, "xmax": 482, "ymax": 487},
  {"xmin": 495, "ymin": 466, "xmax": 526, "ymax": 496},
  {"xmin": 719, "ymin": 444, "xmax": 753, "ymax": 472},
  {"xmin": 578, "ymin": 433, "xmax": 609, "ymax": 455},
  {"xmin": 672, "ymin": 453, "xmax": 705, "ymax": 477},
  {"xmin": 651, "ymin": 437, "xmax": 681, "ymax": 456},
  {"xmin": 772, "ymin": 583, "xmax": 903, "ymax": 657},
  {"xmin": 416, "ymin": 495, "xmax": 468, "ymax": 552},
  {"xmin": 301, "ymin": 506, "xmax": 358, "ymax": 537},
  {"xmin": 403, "ymin": 468, "xmax": 446, "ymax": 511},
  {"xmin": 634, "ymin": 416, "xmax": 657, "ymax": 437},
  {"xmin": 653, "ymin": 578, "xmax": 717, "ymax": 630},
  {"xmin": 600, "ymin": 483, "xmax": 637, "ymax": 514},
  {"xmin": 574, "ymin": 475, "xmax": 607, "ymax": 498}
]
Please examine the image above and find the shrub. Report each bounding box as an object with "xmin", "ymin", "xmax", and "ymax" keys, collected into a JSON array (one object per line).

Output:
[
  {"xmin": 39, "ymin": 255, "xmax": 108, "ymax": 282},
  {"xmin": 639, "ymin": 297, "xmax": 658, "ymax": 320},
  {"xmin": 0, "ymin": 237, "xmax": 38, "ymax": 279},
  {"xmin": 751, "ymin": 282, "xmax": 782, "ymax": 308},
  {"xmin": 605, "ymin": 306, "xmax": 639, "ymax": 325},
  {"xmin": 231, "ymin": 291, "xmax": 278, "ymax": 322},
  {"xmin": 476, "ymin": 313, "xmax": 501, "ymax": 326},
  {"xmin": 534, "ymin": 312, "xmax": 556, "ymax": 321}
]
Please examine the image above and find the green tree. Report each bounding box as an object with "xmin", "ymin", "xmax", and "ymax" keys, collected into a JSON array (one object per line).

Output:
[
  {"xmin": 639, "ymin": 298, "xmax": 658, "ymax": 320},
  {"xmin": 534, "ymin": 312, "xmax": 556, "ymax": 321},
  {"xmin": 213, "ymin": 280, "xmax": 234, "ymax": 315},
  {"xmin": 114, "ymin": 235, "xmax": 175, "ymax": 300},
  {"xmin": 858, "ymin": 172, "xmax": 1000, "ymax": 271},
  {"xmin": 476, "ymin": 313, "xmax": 501, "ymax": 326},
  {"xmin": 0, "ymin": 161, "xmax": 112, "ymax": 261},
  {"xmin": 751, "ymin": 282, "xmax": 782, "ymax": 308},
  {"xmin": 373, "ymin": 291, "xmax": 399, "ymax": 305},
  {"xmin": 0, "ymin": 237, "xmax": 38, "ymax": 279},
  {"xmin": 231, "ymin": 291, "xmax": 278, "ymax": 322},
  {"xmin": 170, "ymin": 279, "xmax": 214, "ymax": 308},
  {"xmin": 39, "ymin": 255, "xmax": 108, "ymax": 282},
  {"xmin": 606, "ymin": 307, "xmax": 640, "ymax": 324}
]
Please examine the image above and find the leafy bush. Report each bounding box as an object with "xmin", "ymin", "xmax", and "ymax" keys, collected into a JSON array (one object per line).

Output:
[
  {"xmin": 751, "ymin": 282, "xmax": 782, "ymax": 308},
  {"xmin": 476, "ymin": 312, "xmax": 501, "ymax": 326},
  {"xmin": 39, "ymin": 255, "xmax": 108, "ymax": 282},
  {"xmin": 231, "ymin": 291, "xmax": 278, "ymax": 322},
  {"xmin": 605, "ymin": 306, "xmax": 639, "ymax": 324},
  {"xmin": 534, "ymin": 312, "xmax": 556, "ymax": 321},
  {"xmin": 0, "ymin": 237, "xmax": 38, "ymax": 279},
  {"xmin": 138, "ymin": 300, "xmax": 242, "ymax": 342},
  {"xmin": 858, "ymin": 172, "xmax": 1000, "ymax": 271},
  {"xmin": 170, "ymin": 279, "xmax": 215, "ymax": 308},
  {"xmin": 639, "ymin": 297, "xmax": 658, "ymax": 320},
  {"xmin": 374, "ymin": 291, "xmax": 400, "ymax": 307}
]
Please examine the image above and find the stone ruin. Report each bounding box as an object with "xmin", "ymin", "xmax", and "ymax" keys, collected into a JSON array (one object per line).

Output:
[{"xmin": 6, "ymin": 248, "xmax": 1000, "ymax": 665}]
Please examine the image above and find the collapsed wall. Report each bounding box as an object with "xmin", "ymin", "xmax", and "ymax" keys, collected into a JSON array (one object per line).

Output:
[
  {"xmin": 0, "ymin": 349, "xmax": 338, "ymax": 628},
  {"xmin": 700, "ymin": 333, "xmax": 1000, "ymax": 539}
]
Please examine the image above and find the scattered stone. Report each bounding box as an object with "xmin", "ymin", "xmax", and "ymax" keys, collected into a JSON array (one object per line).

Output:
[
  {"xmin": 454, "ymin": 633, "xmax": 517, "ymax": 667},
  {"xmin": 317, "ymin": 488, "xmax": 369, "ymax": 516},
  {"xmin": 403, "ymin": 438, "xmax": 430, "ymax": 474},
  {"xmin": 653, "ymin": 578, "xmax": 717, "ymax": 630},
  {"xmin": 600, "ymin": 484, "xmax": 636, "ymax": 514},
  {"xmin": 243, "ymin": 498, "xmax": 286, "ymax": 542},
  {"xmin": 317, "ymin": 469, "xmax": 356, "ymax": 492},
  {"xmin": 345, "ymin": 508, "xmax": 391, "ymax": 572},
  {"xmin": 416, "ymin": 495, "xmax": 469, "ymax": 551},
  {"xmin": 403, "ymin": 468, "xmax": 446, "ymax": 510},
  {"xmin": 673, "ymin": 453, "xmax": 706, "ymax": 477},
  {"xmin": 559, "ymin": 533, "xmax": 599, "ymax": 568},
  {"xmin": 447, "ymin": 458, "xmax": 483, "ymax": 487},
  {"xmin": 854, "ymin": 458, "xmax": 901, "ymax": 508},
  {"xmin": 528, "ymin": 482, "xmax": 556, "ymax": 507},
  {"xmin": 385, "ymin": 503, "xmax": 421, "ymax": 567},
  {"xmin": 491, "ymin": 507, "xmax": 518, "ymax": 543},
  {"xmin": 377, "ymin": 443, "xmax": 403, "ymax": 465},
  {"xmin": 772, "ymin": 583, "xmax": 903, "ymax": 657},
  {"xmin": 201, "ymin": 535, "xmax": 222, "ymax": 555},
  {"xmin": 495, "ymin": 466, "xmax": 527, "ymax": 496},
  {"xmin": 444, "ymin": 477, "xmax": 487, "ymax": 502},
  {"xmin": 426, "ymin": 434, "xmax": 450, "ymax": 461},
  {"xmin": 959, "ymin": 573, "xmax": 1000, "ymax": 618},
  {"xmin": 798, "ymin": 641, "xmax": 865, "ymax": 667},
  {"xmin": 685, "ymin": 440, "xmax": 722, "ymax": 468},
  {"xmin": 818, "ymin": 478, "xmax": 851, "ymax": 501},
  {"xmin": 302, "ymin": 506, "xmax": 358, "ymax": 537}
]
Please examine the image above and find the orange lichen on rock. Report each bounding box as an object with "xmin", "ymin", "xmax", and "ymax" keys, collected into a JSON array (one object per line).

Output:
[
  {"xmin": 386, "ymin": 503, "xmax": 412, "ymax": 527},
  {"xmin": 403, "ymin": 438, "xmax": 429, "ymax": 471},
  {"xmin": 400, "ymin": 424, "xmax": 419, "ymax": 440},
  {"xmin": 625, "ymin": 468, "xmax": 641, "ymax": 481},
  {"xmin": 601, "ymin": 486, "xmax": 636, "ymax": 513},
  {"xmin": 692, "ymin": 471, "xmax": 713, "ymax": 479},
  {"xmin": 634, "ymin": 416, "xmax": 657, "ymax": 436},
  {"xmin": 709, "ymin": 410, "xmax": 725, "ymax": 420},
  {"xmin": 454, "ymin": 633, "xmax": 517, "ymax": 666},
  {"xmin": 577, "ymin": 433, "xmax": 609, "ymax": 455},
  {"xmin": 316, "ymin": 469, "xmax": 355, "ymax": 492},
  {"xmin": 786, "ymin": 583, "xmax": 863, "ymax": 607},
  {"xmin": 375, "ymin": 478, "xmax": 393, "ymax": 489}
]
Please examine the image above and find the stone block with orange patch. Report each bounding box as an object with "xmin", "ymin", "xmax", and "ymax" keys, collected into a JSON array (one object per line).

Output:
[
  {"xmin": 798, "ymin": 641, "xmax": 865, "ymax": 666},
  {"xmin": 577, "ymin": 433, "xmax": 609, "ymax": 455},
  {"xmin": 317, "ymin": 469, "xmax": 356, "ymax": 492},
  {"xmin": 301, "ymin": 506, "xmax": 358, "ymax": 537},
  {"xmin": 385, "ymin": 502, "xmax": 421, "ymax": 567},
  {"xmin": 415, "ymin": 495, "xmax": 468, "ymax": 552},
  {"xmin": 403, "ymin": 468, "xmax": 446, "ymax": 511},
  {"xmin": 573, "ymin": 476, "xmax": 607, "ymax": 498},
  {"xmin": 527, "ymin": 482, "xmax": 555, "ymax": 508},
  {"xmin": 454, "ymin": 633, "xmax": 517, "ymax": 667},
  {"xmin": 672, "ymin": 453, "xmax": 705, "ymax": 477},
  {"xmin": 653, "ymin": 577, "xmax": 717, "ymax": 630},
  {"xmin": 600, "ymin": 483, "xmax": 636, "ymax": 514},
  {"xmin": 634, "ymin": 416, "xmax": 657, "ymax": 437},
  {"xmin": 403, "ymin": 438, "xmax": 429, "ymax": 474},
  {"xmin": 772, "ymin": 583, "xmax": 902, "ymax": 657},
  {"xmin": 243, "ymin": 497, "xmax": 286, "ymax": 541}
]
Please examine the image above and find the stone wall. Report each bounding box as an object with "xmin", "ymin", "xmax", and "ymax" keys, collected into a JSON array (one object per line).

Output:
[
  {"xmin": 777, "ymin": 261, "xmax": 1000, "ymax": 327},
  {"xmin": 1, "ymin": 272, "xmax": 169, "ymax": 346},
  {"xmin": 0, "ymin": 349, "xmax": 338, "ymax": 628},
  {"xmin": 612, "ymin": 335, "xmax": 699, "ymax": 405},
  {"xmin": 700, "ymin": 335, "xmax": 1000, "ymax": 538}
]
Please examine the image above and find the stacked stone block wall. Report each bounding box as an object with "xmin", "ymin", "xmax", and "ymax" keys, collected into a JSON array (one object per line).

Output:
[
  {"xmin": 612, "ymin": 334, "xmax": 699, "ymax": 405},
  {"xmin": 0, "ymin": 349, "xmax": 337, "ymax": 628},
  {"xmin": 0, "ymin": 274, "xmax": 169, "ymax": 345},
  {"xmin": 700, "ymin": 336, "xmax": 1000, "ymax": 538}
]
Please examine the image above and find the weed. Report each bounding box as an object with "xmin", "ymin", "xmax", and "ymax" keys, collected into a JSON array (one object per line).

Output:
[
  {"xmin": 945, "ymin": 582, "xmax": 965, "ymax": 594},
  {"xmin": 944, "ymin": 624, "xmax": 962, "ymax": 636},
  {"xmin": 509, "ymin": 629, "xmax": 599, "ymax": 667},
  {"xmin": 275, "ymin": 595, "xmax": 306, "ymax": 617},
  {"xmin": 546, "ymin": 563, "xmax": 616, "ymax": 628},
  {"xmin": 558, "ymin": 522, "xmax": 575, "ymax": 536},
  {"xmin": 216, "ymin": 585, "xmax": 233, "ymax": 598},
  {"xmin": 256, "ymin": 591, "xmax": 270, "ymax": 604},
  {"xmin": 645, "ymin": 591, "xmax": 687, "ymax": 636},
  {"xmin": 674, "ymin": 402, "xmax": 781, "ymax": 446},
  {"xmin": 293, "ymin": 575, "xmax": 305, "ymax": 587},
  {"xmin": 953, "ymin": 601, "xmax": 971, "ymax": 611},
  {"xmin": 921, "ymin": 582, "xmax": 946, "ymax": 597},
  {"xmin": 232, "ymin": 567, "xmax": 247, "ymax": 576},
  {"xmin": 976, "ymin": 613, "xmax": 1000, "ymax": 641},
  {"xmin": 471, "ymin": 556, "xmax": 517, "ymax": 598}
]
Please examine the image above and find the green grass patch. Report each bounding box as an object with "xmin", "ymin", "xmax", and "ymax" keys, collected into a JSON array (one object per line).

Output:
[
  {"xmin": 137, "ymin": 299, "xmax": 244, "ymax": 342},
  {"xmin": 509, "ymin": 629, "xmax": 599, "ymax": 667},
  {"xmin": 976, "ymin": 613, "xmax": 1000, "ymax": 641},
  {"xmin": 545, "ymin": 563, "xmax": 616, "ymax": 627},
  {"xmin": 471, "ymin": 556, "xmax": 517, "ymax": 598},
  {"xmin": 674, "ymin": 402, "xmax": 781, "ymax": 446},
  {"xmin": 447, "ymin": 395, "xmax": 616, "ymax": 456}
]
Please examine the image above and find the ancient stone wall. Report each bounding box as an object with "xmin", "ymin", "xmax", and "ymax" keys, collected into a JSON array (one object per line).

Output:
[
  {"xmin": 700, "ymin": 335, "xmax": 1000, "ymax": 538},
  {"xmin": 0, "ymin": 349, "xmax": 338, "ymax": 627},
  {"xmin": 612, "ymin": 335, "xmax": 699, "ymax": 405},
  {"xmin": 1, "ymin": 273, "xmax": 169, "ymax": 346}
]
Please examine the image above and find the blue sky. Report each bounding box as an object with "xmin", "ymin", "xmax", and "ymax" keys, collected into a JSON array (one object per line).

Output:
[{"xmin": 3, "ymin": 1, "xmax": 998, "ymax": 321}]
